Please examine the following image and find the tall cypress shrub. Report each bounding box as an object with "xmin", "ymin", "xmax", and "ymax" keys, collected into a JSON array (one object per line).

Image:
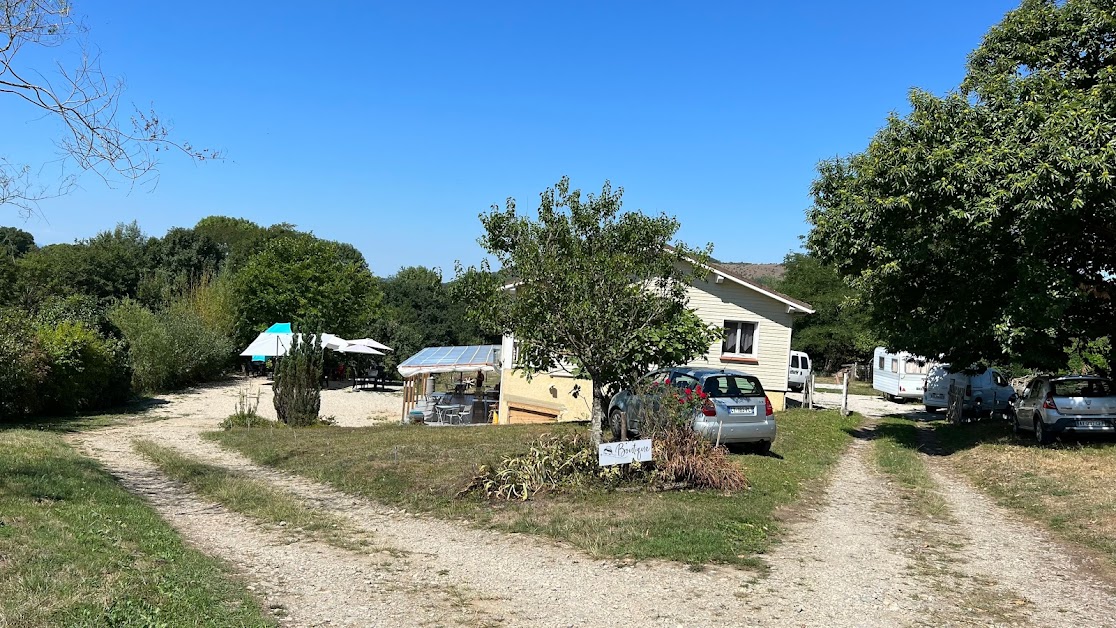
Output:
[{"xmin": 273, "ymin": 331, "xmax": 323, "ymax": 426}]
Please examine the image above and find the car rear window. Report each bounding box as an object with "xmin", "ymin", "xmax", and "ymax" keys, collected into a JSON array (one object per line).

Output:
[
  {"xmin": 1052, "ymin": 378, "xmax": 1115, "ymax": 397},
  {"xmin": 702, "ymin": 375, "xmax": 764, "ymax": 397}
]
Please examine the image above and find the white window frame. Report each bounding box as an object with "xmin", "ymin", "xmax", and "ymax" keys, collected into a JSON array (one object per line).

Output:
[{"xmin": 721, "ymin": 320, "xmax": 759, "ymax": 359}]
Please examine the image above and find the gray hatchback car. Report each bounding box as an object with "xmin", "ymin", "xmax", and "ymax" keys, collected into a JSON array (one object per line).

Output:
[
  {"xmin": 1012, "ymin": 375, "xmax": 1116, "ymax": 444},
  {"xmin": 607, "ymin": 367, "xmax": 776, "ymax": 453}
]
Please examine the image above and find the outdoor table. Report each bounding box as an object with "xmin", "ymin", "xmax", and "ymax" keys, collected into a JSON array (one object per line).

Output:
[{"xmin": 434, "ymin": 404, "xmax": 464, "ymax": 423}]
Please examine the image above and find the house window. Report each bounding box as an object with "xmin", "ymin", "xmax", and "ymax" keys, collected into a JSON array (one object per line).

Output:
[{"xmin": 722, "ymin": 321, "xmax": 757, "ymax": 357}]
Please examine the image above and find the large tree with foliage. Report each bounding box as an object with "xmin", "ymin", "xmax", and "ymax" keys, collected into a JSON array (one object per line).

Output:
[
  {"xmin": 457, "ymin": 177, "xmax": 720, "ymax": 445},
  {"xmin": 807, "ymin": 0, "xmax": 1116, "ymax": 371},
  {"xmin": 776, "ymin": 253, "xmax": 878, "ymax": 372},
  {"xmin": 368, "ymin": 266, "xmax": 484, "ymax": 374},
  {"xmin": 232, "ymin": 235, "xmax": 382, "ymax": 344}
]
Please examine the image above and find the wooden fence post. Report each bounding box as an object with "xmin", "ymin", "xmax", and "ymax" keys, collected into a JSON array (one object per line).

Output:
[{"xmin": 841, "ymin": 372, "xmax": 850, "ymax": 416}]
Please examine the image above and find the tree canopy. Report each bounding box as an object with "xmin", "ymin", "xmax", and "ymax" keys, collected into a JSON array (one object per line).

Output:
[
  {"xmin": 232, "ymin": 234, "xmax": 382, "ymax": 344},
  {"xmin": 776, "ymin": 253, "xmax": 878, "ymax": 372},
  {"xmin": 456, "ymin": 176, "xmax": 720, "ymax": 444},
  {"xmin": 806, "ymin": 0, "xmax": 1116, "ymax": 371}
]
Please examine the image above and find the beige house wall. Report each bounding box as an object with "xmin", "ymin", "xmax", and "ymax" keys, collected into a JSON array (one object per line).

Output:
[
  {"xmin": 683, "ymin": 278, "xmax": 796, "ymax": 410},
  {"xmin": 496, "ymin": 269, "xmax": 803, "ymax": 418},
  {"xmin": 497, "ymin": 370, "xmax": 592, "ymax": 424}
]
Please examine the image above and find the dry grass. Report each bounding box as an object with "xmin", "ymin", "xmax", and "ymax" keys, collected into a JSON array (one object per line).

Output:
[{"xmin": 932, "ymin": 420, "xmax": 1116, "ymax": 565}]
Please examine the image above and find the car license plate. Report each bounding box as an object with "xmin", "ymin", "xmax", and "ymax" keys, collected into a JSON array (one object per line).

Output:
[
  {"xmin": 1077, "ymin": 420, "xmax": 1108, "ymax": 428},
  {"xmin": 931, "ymin": 393, "xmax": 944, "ymax": 399},
  {"xmin": 729, "ymin": 406, "xmax": 756, "ymax": 416}
]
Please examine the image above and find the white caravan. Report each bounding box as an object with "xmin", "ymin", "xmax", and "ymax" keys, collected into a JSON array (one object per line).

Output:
[
  {"xmin": 787, "ymin": 350, "xmax": 812, "ymax": 391},
  {"xmin": 923, "ymin": 364, "xmax": 1015, "ymax": 416},
  {"xmin": 872, "ymin": 347, "xmax": 931, "ymax": 401}
]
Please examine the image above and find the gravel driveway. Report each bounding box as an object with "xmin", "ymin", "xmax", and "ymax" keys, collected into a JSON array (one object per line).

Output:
[{"xmin": 66, "ymin": 382, "xmax": 1116, "ymax": 626}]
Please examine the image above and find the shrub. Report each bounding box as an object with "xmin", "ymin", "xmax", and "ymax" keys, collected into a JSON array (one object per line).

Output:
[
  {"xmin": 109, "ymin": 298, "xmax": 233, "ymax": 392},
  {"xmin": 0, "ymin": 311, "xmax": 45, "ymax": 417},
  {"xmin": 273, "ymin": 332, "xmax": 323, "ymax": 426},
  {"xmin": 34, "ymin": 320, "xmax": 131, "ymax": 415}
]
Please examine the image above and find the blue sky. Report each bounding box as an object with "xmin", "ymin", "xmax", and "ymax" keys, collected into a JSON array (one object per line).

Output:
[{"xmin": 3, "ymin": 1, "xmax": 1020, "ymax": 276}]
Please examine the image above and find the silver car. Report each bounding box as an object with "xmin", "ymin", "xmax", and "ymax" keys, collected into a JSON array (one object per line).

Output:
[
  {"xmin": 1012, "ymin": 375, "xmax": 1116, "ymax": 444},
  {"xmin": 607, "ymin": 367, "xmax": 776, "ymax": 454}
]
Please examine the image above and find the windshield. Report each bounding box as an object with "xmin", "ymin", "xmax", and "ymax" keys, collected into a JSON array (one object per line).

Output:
[
  {"xmin": 702, "ymin": 375, "xmax": 764, "ymax": 397},
  {"xmin": 1052, "ymin": 378, "xmax": 1115, "ymax": 397}
]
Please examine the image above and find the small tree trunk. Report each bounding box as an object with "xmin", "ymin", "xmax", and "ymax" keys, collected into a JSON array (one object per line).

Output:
[{"xmin": 590, "ymin": 386, "xmax": 605, "ymax": 446}]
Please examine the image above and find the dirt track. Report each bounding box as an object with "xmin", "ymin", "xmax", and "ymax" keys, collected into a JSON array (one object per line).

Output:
[{"xmin": 67, "ymin": 382, "xmax": 1116, "ymax": 626}]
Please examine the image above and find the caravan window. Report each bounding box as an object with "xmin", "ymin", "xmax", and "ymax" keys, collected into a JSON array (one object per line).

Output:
[
  {"xmin": 904, "ymin": 360, "xmax": 929, "ymax": 375},
  {"xmin": 890, "ymin": 358, "xmax": 898, "ymax": 373},
  {"xmin": 878, "ymin": 356, "xmax": 885, "ymax": 370}
]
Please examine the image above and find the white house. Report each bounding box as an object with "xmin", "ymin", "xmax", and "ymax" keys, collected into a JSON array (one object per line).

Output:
[{"xmin": 496, "ymin": 257, "xmax": 815, "ymax": 424}]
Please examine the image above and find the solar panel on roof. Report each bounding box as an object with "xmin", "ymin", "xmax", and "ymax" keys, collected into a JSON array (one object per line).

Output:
[{"xmin": 396, "ymin": 345, "xmax": 501, "ymax": 377}]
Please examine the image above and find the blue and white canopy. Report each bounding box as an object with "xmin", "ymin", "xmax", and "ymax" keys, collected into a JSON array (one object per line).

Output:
[
  {"xmin": 239, "ymin": 323, "xmax": 350, "ymax": 357},
  {"xmin": 396, "ymin": 345, "xmax": 500, "ymax": 378}
]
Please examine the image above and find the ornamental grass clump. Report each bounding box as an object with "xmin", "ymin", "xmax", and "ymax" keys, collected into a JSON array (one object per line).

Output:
[
  {"xmin": 273, "ymin": 332, "xmax": 323, "ymax": 427},
  {"xmin": 634, "ymin": 379, "xmax": 750, "ymax": 491},
  {"xmin": 221, "ymin": 386, "xmax": 275, "ymax": 429}
]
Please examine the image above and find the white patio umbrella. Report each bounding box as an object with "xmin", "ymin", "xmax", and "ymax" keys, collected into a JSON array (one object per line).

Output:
[
  {"xmin": 239, "ymin": 324, "xmax": 351, "ymax": 357},
  {"xmin": 337, "ymin": 343, "xmax": 384, "ymax": 355},
  {"xmin": 348, "ymin": 337, "xmax": 393, "ymax": 352}
]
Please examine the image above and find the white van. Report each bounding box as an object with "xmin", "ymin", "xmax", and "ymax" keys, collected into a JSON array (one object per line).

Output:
[
  {"xmin": 872, "ymin": 347, "xmax": 931, "ymax": 401},
  {"xmin": 788, "ymin": 351, "xmax": 811, "ymax": 391},
  {"xmin": 923, "ymin": 365, "xmax": 1014, "ymax": 416}
]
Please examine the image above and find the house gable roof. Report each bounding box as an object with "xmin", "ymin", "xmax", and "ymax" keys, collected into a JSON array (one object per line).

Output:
[{"xmin": 692, "ymin": 256, "xmax": 816, "ymax": 314}]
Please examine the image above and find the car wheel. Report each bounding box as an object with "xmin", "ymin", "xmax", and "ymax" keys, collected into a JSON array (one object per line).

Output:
[
  {"xmin": 753, "ymin": 440, "xmax": 772, "ymax": 455},
  {"xmin": 1034, "ymin": 416, "xmax": 1053, "ymax": 445},
  {"xmin": 608, "ymin": 409, "xmax": 624, "ymax": 440}
]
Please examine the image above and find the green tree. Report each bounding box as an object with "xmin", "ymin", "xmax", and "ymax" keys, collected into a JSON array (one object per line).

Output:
[
  {"xmin": 232, "ymin": 235, "xmax": 382, "ymax": 345},
  {"xmin": 15, "ymin": 221, "xmax": 148, "ymax": 304},
  {"xmin": 456, "ymin": 177, "xmax": 721, "ymax": 445},
  {"xmin": 369, "ymin": 266, "xmax": 485, "ymax": 374},
  {"xmin": 273, "ymin": 331, "xmax": 324, "ymax": 426},
  {"xmin": 193, "ymin": 216, "xmax": 298, "ymax": 271},
  {"xmin": 776, "ymin": 253, "xmax": 878, "ymax": 372},
  {"xmin": 806, "ymin": 0, "xmax": 1116, "ymax": 371},
  {"xmin": 0, "ymin": 227, "xmax": 36, "ymax": 258}
]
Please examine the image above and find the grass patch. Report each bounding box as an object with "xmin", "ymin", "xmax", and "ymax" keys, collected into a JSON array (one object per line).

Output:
[
  {"xmin": 209, "ymin": 408, "xmax": 859, "ymax": 567},
  {"xmin": 928, "ymin": 419, "xmax": 1116, "ymax": 566},
  {"xmin": 134, "ymin": 441, "xmax": 377, "ymax": 554},
  {"xmin": 871, "ymin": 418, "xmax": 951, "ymax": 520},
  {"xmin": 0, "ymin": 429, "xmax": 273, "ymax": 627}
]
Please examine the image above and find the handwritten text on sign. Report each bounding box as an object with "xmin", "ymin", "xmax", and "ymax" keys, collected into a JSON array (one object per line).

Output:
[{"xmin": 598, "ymin": 439, "xmax": 654, "ymax": 466}]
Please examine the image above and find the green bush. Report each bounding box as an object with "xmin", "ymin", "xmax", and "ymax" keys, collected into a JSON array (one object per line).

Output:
[
  {"xmin": 0, "ymin": 311, "xmax": 45, "ymax": 417},
  {"xmin": 273, "ymin": 332, "xmax": 323, "ymax": 426},
  {"xmin": 35, "ymin": 321, "xmax": 131, "ymax": 414},
  {"xmin": 109, "ymin": 299, "xmax": 234, "ymax": 392},
  {"xmin": 0, "ymin": 310, "xmax": 131, "ymax": 419}
]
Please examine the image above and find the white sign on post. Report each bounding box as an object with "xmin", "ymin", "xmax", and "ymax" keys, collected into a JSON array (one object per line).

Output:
[{"xmin": 598, "ymin": 439, "xmax": 654, "ymax": 466}]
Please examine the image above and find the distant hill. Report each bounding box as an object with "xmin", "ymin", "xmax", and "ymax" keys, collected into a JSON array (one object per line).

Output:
[{"xmin": 717, "ymin": 262, "xmax": 785, "ymax": 285}]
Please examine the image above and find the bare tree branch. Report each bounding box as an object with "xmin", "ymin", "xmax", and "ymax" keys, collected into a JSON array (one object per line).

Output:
[{"xmin": 1, "ymin": 1, "xmax": 220, "ymax": 213}]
